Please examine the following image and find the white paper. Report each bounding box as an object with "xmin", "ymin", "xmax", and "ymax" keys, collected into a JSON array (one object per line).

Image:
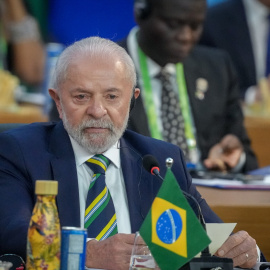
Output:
[{"xmin": 196, "ymin": 223, "xmax": 237, "ymax": 257}]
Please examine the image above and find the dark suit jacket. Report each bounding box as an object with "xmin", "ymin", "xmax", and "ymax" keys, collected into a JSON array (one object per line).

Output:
[
  {"xmin": 199, "ymin": 0, "xmax": 256, "ymax": 97},
  {"xmin": 118, "ymin": 39, "xmax": 258, "ymax": 173},
  {"xmin": 0, "ymin": 122, "xmax": 221, "ymax": 259}
]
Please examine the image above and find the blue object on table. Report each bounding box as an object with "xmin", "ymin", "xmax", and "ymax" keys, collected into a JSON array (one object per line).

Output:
[{"xmin": 248, "ymin": 166, "xmax": 270, "ymax": 176}]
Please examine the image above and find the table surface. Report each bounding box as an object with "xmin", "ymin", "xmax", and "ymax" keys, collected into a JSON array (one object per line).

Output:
[
  {"xmin": 196, "ymin": 186, "xmax": 270, "ymax": 206},
  {"xmin": 196, "ymin": 186, "xmax": 270, "ymax": 262},
  {"xmin": 0, "ymin": 104, "xmax": 48, "ymax": 123},
  {"xmin": 244, "ymin": 115, "xmax": 270, "ymax": 167}
]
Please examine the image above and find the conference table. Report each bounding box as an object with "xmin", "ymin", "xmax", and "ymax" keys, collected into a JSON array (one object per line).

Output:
[
  {"xmin": 244, "ymin": 114, "xmax": 270, "ymax": 168},
  {"xmin": 0, "ymin": 104, "xmax": 48, "ymax": 123},
  {"xmin": 196, "ymin": 185, "xmax": 270, "ymax": 262}
]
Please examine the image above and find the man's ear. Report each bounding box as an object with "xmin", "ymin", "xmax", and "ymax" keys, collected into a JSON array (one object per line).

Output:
[
  {"xmin": 134, "ymin": 88, "xmax": 140, "ymax": 99},
  {"xmin": 129, "ymin": 88, "xmax": 141, "ymax": 112},
  {"xmin": 49, "ymin": 88, "xmax": 63, "ymax": 119}
]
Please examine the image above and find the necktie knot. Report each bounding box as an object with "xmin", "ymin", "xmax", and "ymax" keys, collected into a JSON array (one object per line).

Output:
[
  {"xmin": 86, "ymin": 154, "xmax": 110, "ymax": 176},
  {"xmin": 157, "ymin": 69, "xmax": 171, "ymax": 82}
]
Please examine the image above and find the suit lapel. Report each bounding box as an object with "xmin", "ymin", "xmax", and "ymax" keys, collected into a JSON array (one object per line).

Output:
[
  {"xmin": 49, "ymin": 122, "xmax": 81, "ymax": 228},
  {"xmin": 120, "ymin": 134, "xmax": 160, "ymax": 232},
  {"xmin": 183, "ymin": 51, "xmax": 206, "ymax": 125}
]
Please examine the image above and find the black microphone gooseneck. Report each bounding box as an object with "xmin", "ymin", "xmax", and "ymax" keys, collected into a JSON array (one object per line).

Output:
[
  {"xmin": 142, "ymin": 154, "xmax": 233, "ymax": 270},
  {"xmin": 142, "ymin": 155, "xmax": 210, "ymax": 255}
]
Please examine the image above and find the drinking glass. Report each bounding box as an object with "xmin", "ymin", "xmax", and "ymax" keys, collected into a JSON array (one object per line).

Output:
[{"xmin": 129, "ymin": 232, "xmax": 160, "ymax": 270}]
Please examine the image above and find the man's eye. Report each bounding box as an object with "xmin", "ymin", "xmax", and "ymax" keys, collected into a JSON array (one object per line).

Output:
[
  {"xmin": 76, "ymin": 94, "xmax": 86, "ymax": 100},
  {"xmin": 166, "ymin": 20, "xmax": 179, "ymax": 29},
  {"xmin": 108, "ymin": 94, "xmax": 117, "ymax": 99}
]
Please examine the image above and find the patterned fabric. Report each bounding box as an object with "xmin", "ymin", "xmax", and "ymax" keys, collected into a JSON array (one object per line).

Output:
[
  {"xmin": 159, "ymin": 70, "xmax": 189, "ymax": 159},
  {"xmin": 84, "ymin": 154, "xmax": 117, "ymax": 240}
]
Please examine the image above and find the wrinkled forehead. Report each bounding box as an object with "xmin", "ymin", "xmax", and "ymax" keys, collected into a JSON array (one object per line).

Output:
[{"xmin": 66, "ymin": 53, "xmax": 126, "ymax": 76}]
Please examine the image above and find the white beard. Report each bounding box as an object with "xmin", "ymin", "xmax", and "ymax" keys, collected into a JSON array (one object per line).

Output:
[{"xmin": 62, "ymin": 110, "xmax": 129, "ymax": 154}]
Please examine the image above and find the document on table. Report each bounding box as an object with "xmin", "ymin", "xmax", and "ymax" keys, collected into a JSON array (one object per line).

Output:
[
  {"xmin": 193, "ymin": 176, "xmax": 270, "ymax": 190},
  {"xmin": 204, "ymin": 223, "xmax": 236, "ymax": 255}
]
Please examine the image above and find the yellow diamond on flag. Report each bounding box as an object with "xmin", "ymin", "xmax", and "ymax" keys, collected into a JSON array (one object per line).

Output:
[{"xmin": 151, "ymin": 197, "xmax": 187, "ymax": 257}]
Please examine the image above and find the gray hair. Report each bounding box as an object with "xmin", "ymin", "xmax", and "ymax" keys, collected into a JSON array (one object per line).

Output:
[{"xmin": 51, "ymin": 36, "xmax": 137, "ymax": 90}]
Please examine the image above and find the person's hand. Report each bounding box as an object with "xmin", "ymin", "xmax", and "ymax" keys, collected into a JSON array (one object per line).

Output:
[
  {"xmin": 85, "ymin": 233, "xmax": 136, "ymax": 270},
  {"xmin": 215, "ymin": 231, "xmax": 258, "ymax": 268},
  {"xmin": 203, "ymin": 134, "xmax": 243, "ymax": 171}
]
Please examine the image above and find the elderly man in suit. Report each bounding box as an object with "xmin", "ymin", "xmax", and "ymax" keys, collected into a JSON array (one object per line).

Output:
[{"xmin": 0, "ymin": 36, "xmax": 260, "ymax": 270}]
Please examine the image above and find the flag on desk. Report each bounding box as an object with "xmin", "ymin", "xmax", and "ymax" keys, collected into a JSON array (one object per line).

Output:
[{"xmin": 139, "ymin": 169, "xmax": 211, "ymax": 270}]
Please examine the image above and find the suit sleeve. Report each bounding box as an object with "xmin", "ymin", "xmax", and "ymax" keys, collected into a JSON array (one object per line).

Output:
[
  {"xmin": 0, "ymin": 133, "xmax": 34, "ymax": 259},
  {"xmin": 222, "ymin": 53, "xmax": 258, "ymax": 172},
  {"xmin": 173, "ymin": 147, "xmax": 222, "ymax": 223}
]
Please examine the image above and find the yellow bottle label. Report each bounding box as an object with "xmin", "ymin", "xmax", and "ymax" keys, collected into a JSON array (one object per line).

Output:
[{"xmin": 26, "ymin": 195, "xmax": 61, "ymax": 270}]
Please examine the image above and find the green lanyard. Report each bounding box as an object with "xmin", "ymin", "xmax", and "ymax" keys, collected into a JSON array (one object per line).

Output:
[
  {"xmin": 138, "ymin": 47, "xmax": 196, "ymax": 150},
  {"xmin": 0, "ymin": 23, "xmax": 7, "ymax": 69}
]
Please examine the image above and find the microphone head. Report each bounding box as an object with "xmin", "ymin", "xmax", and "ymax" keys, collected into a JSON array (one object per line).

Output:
[{"xmin": 142, "ymin": 154, "xmax": 160, "ymax": 175}]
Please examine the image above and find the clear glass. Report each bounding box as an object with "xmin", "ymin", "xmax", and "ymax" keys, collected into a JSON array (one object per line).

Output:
[{"xmin": 129, "ymin": 232, "xmax": 160, "ymax": 270}]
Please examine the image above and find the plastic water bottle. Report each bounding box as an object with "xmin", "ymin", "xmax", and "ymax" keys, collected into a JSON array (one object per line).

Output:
[
  {"xmin": 26, "ymin": 180, "xmax": 61, "ymax": 270},
  {"xmin": 42, "ymin": 43, "xmax": 65, "ymax": 116}
]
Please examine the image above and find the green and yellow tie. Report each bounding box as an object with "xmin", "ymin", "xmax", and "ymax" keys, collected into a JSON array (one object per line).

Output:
[{"xmin": 84, "ymin": 154, "xmax": 118, "ymax": 240}]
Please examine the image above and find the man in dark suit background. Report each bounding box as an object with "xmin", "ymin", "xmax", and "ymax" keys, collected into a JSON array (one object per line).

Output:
[
  {"xmin": 0, "ymin": 36, "xmax": 260, "ymax": 269},
  {"xmin": 119, "ymin": 0, "xmax": 258, "ymax": 173},
  {"xmin": 200, "ymin": 0, "xmax": 270, "ymax": 101}
]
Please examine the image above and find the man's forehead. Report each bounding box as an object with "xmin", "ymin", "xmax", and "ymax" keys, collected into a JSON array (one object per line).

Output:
[{"xmin": 154, "ymin": 0, "xmax": 207, "ymax": 15}]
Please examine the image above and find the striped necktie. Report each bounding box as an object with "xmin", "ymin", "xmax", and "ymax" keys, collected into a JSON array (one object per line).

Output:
[{"xmin": 84, "ymin": 154, "xmax": 118, "ymax": 240}]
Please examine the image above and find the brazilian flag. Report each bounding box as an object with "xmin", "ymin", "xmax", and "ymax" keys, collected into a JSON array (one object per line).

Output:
[{"xmin": 139, "ymin": 169, "xmax": 211, "ymax": 270}]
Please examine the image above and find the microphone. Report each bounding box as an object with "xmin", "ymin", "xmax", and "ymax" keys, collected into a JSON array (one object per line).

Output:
[
  {"xmin": 142, "ymin": 155, "xmax": 208, "ymax": 235},
  {"xmin": 142, "ymin": 154, "xmax": 233, "ymax": 270},
  {"xmin": 142, "ymin": 154, "xmax": 163, "ymax": 181}
]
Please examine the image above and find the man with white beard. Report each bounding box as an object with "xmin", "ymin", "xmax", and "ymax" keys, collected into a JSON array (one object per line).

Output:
[{"xmin": 0, "ymin": 36, "xmax": 259, "ymax": 270}]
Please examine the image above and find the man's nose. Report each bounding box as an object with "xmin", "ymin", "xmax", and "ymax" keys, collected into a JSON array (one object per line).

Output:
[
  {"xmin": 175, "ymin": 25, "xmax": 193, "ymax": 42},
  {"xmin": 86, "ymin": 98, "xmax": 107, "ymax": 119}
]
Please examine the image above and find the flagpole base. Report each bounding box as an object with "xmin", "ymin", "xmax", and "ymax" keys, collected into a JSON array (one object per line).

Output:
[{"xmin": 183, "ymin": 256, "xmax": 233, "ymax": 270}]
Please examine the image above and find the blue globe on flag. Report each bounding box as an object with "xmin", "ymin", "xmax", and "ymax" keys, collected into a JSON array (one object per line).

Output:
[{"xmin": 156, "ymin": 209, "xmax": 183, "ymax": 244}]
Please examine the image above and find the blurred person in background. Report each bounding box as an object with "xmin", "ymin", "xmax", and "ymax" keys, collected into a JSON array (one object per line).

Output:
[
  {"xmin": 118, "ymin": 0, "xmax": 258, "ymax": 173},
  {"xmin": 200, "ymin": 0, "xmax": 270, "ymax": 106},
  {"xmin": 0, "ymin": 0, "xmax": 45, "ymax": 91}
]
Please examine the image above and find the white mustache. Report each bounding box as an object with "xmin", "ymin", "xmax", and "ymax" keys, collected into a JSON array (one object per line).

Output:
[{"xmin": 81, "ymin": 119, "xmax": 114, "ymax": 130}]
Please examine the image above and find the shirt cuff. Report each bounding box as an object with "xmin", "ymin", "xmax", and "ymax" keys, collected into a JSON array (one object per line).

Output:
[
  {"xmin": 230, "ymin": 152, "xmax": 246, "ymax": 173},
  {"xmin": 245, "ymin": 85, "xmax": 257, "ymax": 105},
  {"xmin": 256, "ymin": 245, "xmax": 261, "ymax": 262}
]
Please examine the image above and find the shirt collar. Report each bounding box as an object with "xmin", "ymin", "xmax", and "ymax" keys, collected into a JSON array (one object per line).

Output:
[{"xmin": 69, "ymin": 135, "xmax": 121, "ymax": 169}]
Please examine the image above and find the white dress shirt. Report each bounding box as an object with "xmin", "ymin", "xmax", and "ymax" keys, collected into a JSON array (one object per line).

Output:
[{"xmin": 69, "ymin": 135, "xmax": 131, "ymax": 234}]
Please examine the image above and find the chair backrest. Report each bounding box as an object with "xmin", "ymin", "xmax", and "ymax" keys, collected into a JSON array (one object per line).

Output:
[
  {"xmin": 0, "ymin": 123, "xmax": 24, "ymax": 133},
  {"xmin": 0, "ymin": 254, "xmax": 25, "ymax": 270}
]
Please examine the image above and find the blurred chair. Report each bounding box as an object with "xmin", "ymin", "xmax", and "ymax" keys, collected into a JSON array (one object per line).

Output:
[{"xmin": 0, "ymin": 254, "xmax": 25, "ymax": 270}]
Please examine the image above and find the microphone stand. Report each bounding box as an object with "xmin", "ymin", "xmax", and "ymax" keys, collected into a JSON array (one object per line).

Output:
[{"xmin": 151, "ymin": 162, "xmax": 233, "ymax": 270}]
